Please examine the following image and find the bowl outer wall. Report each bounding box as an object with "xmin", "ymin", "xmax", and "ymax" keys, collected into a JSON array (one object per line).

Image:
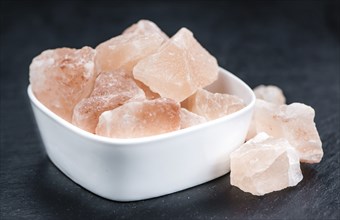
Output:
[{"xmin": 28, "ymin": 67, "xmax": 255, "ymax": 201}]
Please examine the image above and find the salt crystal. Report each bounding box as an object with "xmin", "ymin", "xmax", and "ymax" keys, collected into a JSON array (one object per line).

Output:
[
  {"xmin": 96, "ymin": 98, "xmax": 180, "ymax": 138},
  {"xmin": 252, "ymin": 100, "xmax": 323, "ymax": 163},
  {"xmin": 29, "ymin": 47, "xmax": 96, "ymax": 122},
  {"xmin": 183, "ymin": 89, "xmax": 245, "ymax": 120},
  {"xmin": 95, "ymin": 28, "xmax": 166, "ymax": 75},
  {"xmin": 253, "ymin": 85, "xmax": 286, "ymax": 105},
  {"xmin": 180, "ymin": 108, "xmax": 206, "ymax": 129},
  {"xmin": 230, "ymin": 132, "xmax": 303, "ymax": 196},
  {"xmin": 123, "ymin": 19, "xmax": 169, "ymax": 40},
  {"xmin": 133, "ymin": 28, "xmax": 218, "ymax": 102},
  {"xmin": 72, "ymin": 72, "xmax": 145, "ymax": 133}
]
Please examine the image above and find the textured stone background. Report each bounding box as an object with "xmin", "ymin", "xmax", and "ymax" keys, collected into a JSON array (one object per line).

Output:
[{"xmin": 1, "ymin": 0, "xmax": 339, "ymax": 219}]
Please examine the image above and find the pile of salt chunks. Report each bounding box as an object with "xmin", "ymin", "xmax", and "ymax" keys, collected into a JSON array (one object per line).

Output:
[{"xmin": 29, "ymin": 20, "xmax": 323, "ymax": 196}]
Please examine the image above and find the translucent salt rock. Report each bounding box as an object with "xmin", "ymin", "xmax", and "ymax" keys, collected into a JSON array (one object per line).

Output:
[
  {"xmin": 252, "ymin": 100, "xmax": 323, "ymax": 163},
  {"xmin": 95, "ymin": 28, "xmax": 166, "ymax": 75},
  {"xmin": 96, "ymin": 98, "xmax": 181, "ymax": 138},
  {"xmin": 180, "ymin": 108, "xmax": 207, "ymax": 129},
  {"xmin": 230, "ymin": 132, "xmax": 303, "ymax": 196},
  {"xmin": 123, "ymin": 19, "xmax": 169, "ymax": 40},
  {"xmin": 183, "ymin": 89, "xmax": 245, "ymax": 120},
  {"xmin": 253, "ymin": 85, "xmax": 286, "ymax": 105},
  {"xmin": 133, "ymin": 28, "xmax": 218, "ymax": 102},
  {"xmin": 246, "ymin": 85, "xmax": 285, "ymax": 140},
  {"xmin": 29, "ymin": 47, "xmax": 96, "ymax": 122},
  {"xmin": 72, "ymin": 72, "xmax": 145, "ymax": 133}
]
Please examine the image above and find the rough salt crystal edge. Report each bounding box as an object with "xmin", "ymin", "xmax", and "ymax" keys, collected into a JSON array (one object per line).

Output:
[{"xmin": 230, "ymin": 132, "xmax": 303, "ymax": 196}]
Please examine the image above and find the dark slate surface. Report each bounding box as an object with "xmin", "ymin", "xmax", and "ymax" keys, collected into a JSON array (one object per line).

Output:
[{"xmin": 1, "ymin": 1, "xmax": 339, "ymax": 219}]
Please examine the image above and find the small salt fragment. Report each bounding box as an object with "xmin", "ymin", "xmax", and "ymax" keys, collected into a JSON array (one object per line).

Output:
[
  {"xmin": 133, "ymin": 28, "xmax": 218, "ymax": 102},
  {"xmin": 29, "ymin": 47, "xmax": 96, "ymax": 122},
  {"xmin": 96, "ymin": 98, "xmax": 180, "ymax": 138},
  {"xmin": 95, "ymin": 30, "xmax": 165, "ymax": 75},
  {"xmin": 252, "ymin": 100, "xmax": 323, "ymax": 163},
  {"xmin": 253, "ymin": 85, "xmax": 286, "ymax": 105},
  {"xmin": 72, "ymin": 72, "xmax": 145, "ymax": 133},
  {"xmin": 123, "ymin": 19, "xmax": 169, "ymax": 40},
  {"xmin": 183, "ymin": 89, "xmax": 245, "ymax": 120},
  {"xmin": 180, "ymin": 108, "xmax": 206, "ymax": 129},
  {"xmin": 230, "ymin": 132, "xmax": 303, "ymax": 196}
]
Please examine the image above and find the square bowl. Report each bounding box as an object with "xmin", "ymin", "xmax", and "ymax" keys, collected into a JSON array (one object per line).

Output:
[{"xmin": 28, "ymin": 67, "xmax": 255, "ymax": 201}]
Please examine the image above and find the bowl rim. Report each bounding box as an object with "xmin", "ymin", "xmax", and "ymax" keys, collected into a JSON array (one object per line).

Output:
[{"xmin": 28, "ymin": 67, "xmax": 256, "ymax": 145}]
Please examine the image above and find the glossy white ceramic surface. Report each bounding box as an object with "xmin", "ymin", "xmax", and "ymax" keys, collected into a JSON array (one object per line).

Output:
[{"xmin": 28, "ymin": 67, "xmax": 255, "ymax": 201}]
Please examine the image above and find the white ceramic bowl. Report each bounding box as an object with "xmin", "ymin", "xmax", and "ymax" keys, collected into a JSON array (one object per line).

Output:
[{"xmin": 28, "ymin": 67, "xmax": 255, "ymax": 201}]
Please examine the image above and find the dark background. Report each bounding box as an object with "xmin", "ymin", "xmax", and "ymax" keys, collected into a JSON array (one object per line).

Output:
[{"xmin": 1, "ymin": 0, "xmax": 339, "ymax": 219}]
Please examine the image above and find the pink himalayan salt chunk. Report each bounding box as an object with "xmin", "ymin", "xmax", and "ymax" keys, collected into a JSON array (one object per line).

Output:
[
  {"xmin": 72, "ymin": 72, "xmax": 145, "ymax": 133},
  {"xmin": 29, "ymin": 47, "xmax": 96, "ymax": 122},
  {"xmin": 123, "ymin": 19, "xmax": 169, "ymax": 40},
  {"xmin": 180, "ymin": 108, "xmax": 207, "ymax": 129},
  {"xmin": 133, "ymin": 28, "xmax": 218, "ymax": 102},
  {"xmin": 253, "ymin": 85, "xmax": 286, "ymax": 105},
  {"xmin": 95, "ymin": 29, "xmax": 166, "ymax": 75},
  {"xmin": 230, "ymin": 132, "xmax": 303, "ymax": 196},
  {"xmin": 183, "ymin": 89, "xmax": 245, "ymax": 120},
  {"xmin": 251, "ymin": 99, "xmax": 323, "ymax": 163},
  {"xmin": 96, "ymin": 98, "xmax": 180, "ymax": 138},
  {"xmin": 246, "ymin": 85, "xmax": 285, "ymax": 140}
]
